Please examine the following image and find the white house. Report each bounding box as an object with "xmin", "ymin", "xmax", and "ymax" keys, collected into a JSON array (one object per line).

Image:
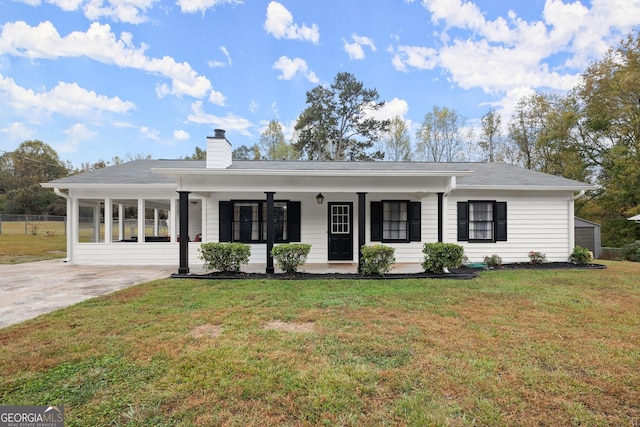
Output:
[{"xmin": 42, "ymin": 129, "xmax": 595, "ymax": 273}]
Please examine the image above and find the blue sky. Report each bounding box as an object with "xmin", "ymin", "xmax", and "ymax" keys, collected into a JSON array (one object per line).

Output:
[{"xmin": 1, "ymin": 0, "xmax": 639, "ymax": 166}]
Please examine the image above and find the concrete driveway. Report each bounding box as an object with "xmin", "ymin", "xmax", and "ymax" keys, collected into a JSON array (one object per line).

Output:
[{"xmin": 0, "ymin": 259, "xmax": 175, "ymax": 329}]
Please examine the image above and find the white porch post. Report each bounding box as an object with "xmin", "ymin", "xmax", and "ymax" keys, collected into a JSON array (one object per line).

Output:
[
  {"xmin": 118, "ymin": 204, "xmax": 124, "ymax": 241},
  {"xmin": 69, "ymin": 196, "xmax": 78, "ymax": 261},
  {"xmin": 154, "ymin": 208, "xmax": 159, "ymax": 236},
  {"xmin": 93, "ymin": 203, "xmax": 100, "ymax": 243},
  {"xmin": 169, "ymin": 198, "xmax": 177, "ymax": 243},
  {"xmin": 104, "ymin": 199, "xmax": 112, "ymax": 243},
  {"xmin": 138, "ymin": 198, "xmax": 145, "ymax": 243}
]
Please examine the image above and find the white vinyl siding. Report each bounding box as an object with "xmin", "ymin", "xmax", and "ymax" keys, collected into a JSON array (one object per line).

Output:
[{"xmin": 448, "ymin": 190, "xmax": 574, "ymax": 263}]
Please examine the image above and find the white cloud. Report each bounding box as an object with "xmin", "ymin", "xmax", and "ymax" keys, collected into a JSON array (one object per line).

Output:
[
  {"xmin": 209, "ymin": 90, "xmax": 226, "ymax": 106},
  {"xmin": 0, "ymin": 121, "xmax": 36, "ymax": 141},
  {"xmin": 389, "ymin": 45, "xmax": 438, "ymax": 71},
  {"xmin": 174, "ymin": 129, "xmax": 190, "ymax": 140},
  {"xmin": 140, "ymin": 126, "xmax": 159, "ymax": 140},
  {"xmin": 83, "ymin": 0, "xmax": 157, "ymax": 24},
  {"xmin": 272, "ymin": 56, "xmax": 318, "ymax": 83},
  {"xmin": 400, "ymin": 0, "xmax": 640, "ymax": 115},
  {"xmin": 63, "ymin": 123, "xmax": 97, "ymax": 140},
  {"xmin": 364, "ymin": 97, "xmax": 409, "ymax": 121},
  {"xmin": 187, "ymin": 100, "xmax": 252, "ymax": 135},
  {"xmin": 177, "ymin": 0, "xmax": 241, "ymax": 14},
  {"xmin": 18, "ymin": 0, "xmax": 239, "ymax": 20},
  {"xmin": 13, "ymin": 0, "xmax": 43, "ymax": 6},
  {"xmin": 264, "ymin": 1, "xmax": 319, "ymax": 44},
  {"xmin": 0, "ymin": 73, "xmax": 135, "ymax": 116},
  {"xmin": 0, "ymin": 21, "xmax": 215, "ymax": 99},
  {"xmin": 249, "ymin": 100, "xmax": 259, "ymax": 113},
  {"xmin": 57, "ymin": 123, "xmax": 98, "ymax": 154},
  {"xmin": 343, "ymin": 34, "xmax": 376, "ymax": 60},
  {"xmin": 15, "ymin": 0, "xmax": 159, "ymax": 24},
  {"xmin": 208, "ymin": 46, "xmax": 232, "ymax": 68}
]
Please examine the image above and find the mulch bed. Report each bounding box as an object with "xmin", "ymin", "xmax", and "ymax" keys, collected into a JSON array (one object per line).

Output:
[{"xmin": 172, "ymin": 262, "xmax": 606, "ymax": 280}]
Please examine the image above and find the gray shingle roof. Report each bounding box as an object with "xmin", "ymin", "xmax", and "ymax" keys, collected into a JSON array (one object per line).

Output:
[{"xmin": 43, "ymin": 159, "xmax": 593, "ymax": 190}]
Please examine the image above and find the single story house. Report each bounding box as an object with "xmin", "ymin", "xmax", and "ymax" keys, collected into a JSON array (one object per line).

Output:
[{"xmin": 42, "ymin": 130, "xmax": 595, "ymax": 274}]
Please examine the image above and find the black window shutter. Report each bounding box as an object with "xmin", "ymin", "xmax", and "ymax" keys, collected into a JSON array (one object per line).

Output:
[
  {"xmin": 409, "ymin": 202, "xmax": 421, "ymax": 241},
  {"xmin": 370, "ymin": 201, "xmax": 382, "ymax": 241},
  {"xmin": 287, "ymin": 201, "xmax": 301, "ymax": 242},
  {"xmin": 219, "ymin": 201, "xmax": 232, "ymax": 242},
  {"xmin": 457, "ymin": 202, "xmax": 469, "ymax": 241},
  {"xmin": 495, "ymin": 202, "xmax": 507, "ymax": 241}
]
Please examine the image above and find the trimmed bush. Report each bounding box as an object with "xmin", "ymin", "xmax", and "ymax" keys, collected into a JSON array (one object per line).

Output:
[
  {"xmin": 483, "ymin": 254, "xmax": 503, "ymax": 269},
  {"xmin": 198, "ymin": 242, "xmax": 250, "ymax": 272},
  {"xmin": 360, "ymin": 244, "xmax": 395, "ymax": 276},
  {"xmin": 528, "ymin": 251, "xmax": 547, "ymax": 265},
  {"xmin": 422, "ymin": 243, "xmax": 464, "ymax": 273},
  {"xmin": 271, "ymin": 243, "xmax": 312, "ymax": 274},
  {"xmin": 622, "ymin": 241, "xmax": 640, "ymax": 262},
  {"xmin": 569, "ymin": 246, "xmax": 592, "ymax": 265}
]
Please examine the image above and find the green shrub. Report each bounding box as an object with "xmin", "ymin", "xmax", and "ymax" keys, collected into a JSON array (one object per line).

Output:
[
  {"xmin": 360, "ymin": 244, "xmax": 395, "ymax": 276},
  {"xmin": 198, "ymin": 242, "xmax": 251, "ymax": 272},
  {"xmin": 569, "ymin": 246, "xmax": 592, "ymax": 265},
  {"xmin": 483, "ymin": 254, "xmax": 503, "ymax": 269},
  {"xmin": 271, "ymin": 243, "xmax": 312, "ymax": 274},
  {"xmin": 422, "ymin": 243, "xmax": 464, "ymax": 273},
  {"xmin": 622, "ymin": 241, "xmax": 640, "ymax": 262},
  {"xmin": 528, "ymin": 251, "xmax": 547, "ymax": 264}
]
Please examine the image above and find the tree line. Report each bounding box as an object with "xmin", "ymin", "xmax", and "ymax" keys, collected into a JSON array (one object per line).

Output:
[{"xmin": 2, "ymin": 31, "xmax": 639, "ymax": 246}]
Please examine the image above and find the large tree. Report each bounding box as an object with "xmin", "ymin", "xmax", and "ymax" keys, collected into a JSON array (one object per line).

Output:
[
  {"xmin": 479, "ymin": 108, "xmax": 503, "ymax": 162},
  {"xmin": 294, "ymin": 72, "xmax": 390, "ymax": 160},
  {"xmin": 507, "ymin": 93, "xmax": 588, "ymax": 180},
  {"xmin": 572, "ymin": 30, "xmax": 640, "ymax": 245},
  {"xmin": 260, "ymin": 120, "xmax": 299, "ymax": 160},
  {"xmin": 382, "ymin": 116, "xmax": 412, "ymax": 161},
  {"xmin": 415, "ymin": 106, "xmax": 467, "ymax": 162},
  {"xmin": 0, "ymin": 140, "xmax": 70, "ymax": 214}
]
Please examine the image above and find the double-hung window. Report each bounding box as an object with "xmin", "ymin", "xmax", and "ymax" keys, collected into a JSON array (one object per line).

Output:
[
  {"xmin": 457, "ymin": 201, "xmax": 507, "ymax": 243},
  {"xmin": 219, "ymin": 200, "xmax": 300, "ymax": 243},
  {"xmin": 371, "ymin": 200, "xmax": 421, "ymax": 243},
  {"xmin": 469, "ymin": 201, "xmax": 494, "ymax": 241}
]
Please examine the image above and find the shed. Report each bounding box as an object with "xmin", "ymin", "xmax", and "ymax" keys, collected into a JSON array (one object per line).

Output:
[{"xmin": 574, "ymin": 217, "xmax": 602, "ymax": 258}]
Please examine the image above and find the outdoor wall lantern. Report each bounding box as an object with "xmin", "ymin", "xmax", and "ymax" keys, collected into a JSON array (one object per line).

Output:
[{"xmin": 315, "ymin": 193, "xmax": 325, "ymax": 205}]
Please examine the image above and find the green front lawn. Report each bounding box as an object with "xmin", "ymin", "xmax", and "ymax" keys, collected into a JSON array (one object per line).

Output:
[
  {"xmin": 0, "ymin": 234, "xmax": 66, "ymax": 264},
  {"xmin": 1, "ymin": 262, "xmax": 639, "ymax": 426}
]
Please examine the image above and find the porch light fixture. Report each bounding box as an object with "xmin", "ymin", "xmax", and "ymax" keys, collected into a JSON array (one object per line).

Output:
[{"xmin": 315, "ymin": 193, "xmax": 325, "ymax": 205}]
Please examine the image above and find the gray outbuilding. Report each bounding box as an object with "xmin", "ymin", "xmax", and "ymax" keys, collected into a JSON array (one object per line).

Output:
[{"xmin": 574, "ymin": 217, "xmax": 602, "ymax": 259}]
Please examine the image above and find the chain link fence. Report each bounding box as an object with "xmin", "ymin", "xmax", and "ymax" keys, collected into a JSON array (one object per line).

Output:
[{"xmin": 0, "ymin": 214, "xmax": 67, "ymax": 236}]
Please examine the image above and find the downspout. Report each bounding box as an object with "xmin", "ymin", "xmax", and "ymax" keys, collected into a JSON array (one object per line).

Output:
[
  {"xmin": 53, "ymin": 188, "xmax": 71, "ymax": 262},
  {"xmin": 568, "ymin": 190, "xmax": 586, "ymax": 254}
]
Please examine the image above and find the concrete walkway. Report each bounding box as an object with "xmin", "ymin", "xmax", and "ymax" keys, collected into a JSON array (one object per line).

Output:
[{"xmin": 0, "ymin": 260, "xmax": 174, "ymax": 329}]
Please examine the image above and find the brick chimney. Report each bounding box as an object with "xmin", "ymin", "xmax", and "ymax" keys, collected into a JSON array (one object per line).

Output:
[{"xmin": 206, "ymin": 129, "xmax": 232, "ymax": 169}]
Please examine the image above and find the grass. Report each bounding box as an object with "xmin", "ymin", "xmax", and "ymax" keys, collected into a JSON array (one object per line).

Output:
[
  {"xmin": 0, "ymin": 233, "xmax": 66, "ymax": 264},
  {"xmin": 1, "ymin": 262, "xmax": 639, "ymax": 426}
]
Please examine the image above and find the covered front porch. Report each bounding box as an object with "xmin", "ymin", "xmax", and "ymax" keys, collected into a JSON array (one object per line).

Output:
[{"xmin": 164, "ymin": 166, "xmax": 468, "ymax": 275}]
